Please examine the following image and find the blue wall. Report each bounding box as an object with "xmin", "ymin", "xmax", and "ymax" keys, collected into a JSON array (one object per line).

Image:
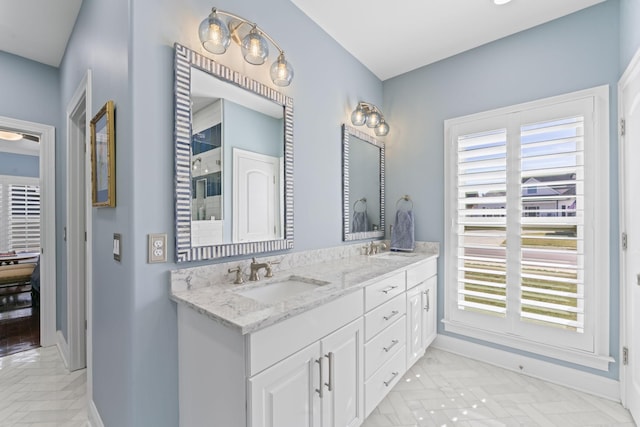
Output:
[
  {"xmin": 620, "ymin": 0, "xmax": 640, "ymax": 71},
  {"xmin": 383, "ymin": 1, "xmax": 620, "ymax": 379},
  {"xmin": 0, "ymin": 153, "xmax": 39, "ymax": 178},
  {"xmin": 59, "ymin": 0, "xmax": 132, "ymax": 425},
  {"xmin": 0, "ymin": 51, "xmax": 63, "ymax": 333}
]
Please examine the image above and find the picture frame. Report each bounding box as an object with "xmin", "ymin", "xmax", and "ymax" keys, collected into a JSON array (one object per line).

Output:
[{"xmin": 90, "ymin": 100, "xmax": 116, "ymax": 207}]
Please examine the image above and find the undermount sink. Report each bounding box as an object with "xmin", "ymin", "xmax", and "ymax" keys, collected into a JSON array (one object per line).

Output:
[
  {"xmin": 371, "ymin": 251, "xmax": 419, "ymax": 260},
  {"xmin": 234, "ymin": 275, "xmax": 330, "ymax": 304}
]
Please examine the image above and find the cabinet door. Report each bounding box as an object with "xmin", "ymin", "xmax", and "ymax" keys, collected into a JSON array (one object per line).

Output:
[
  {"xmin": 422, "ymin": 276, "xmax": 437, "ymax": 348},
  {"xmin": 249, "ymin": 342, "xmax": 322, "ymax": 427},
  {"xmin": 321, "ymin": 318, "xmax": 364, "ymax": 427},
  {"xmin": 406, "ymin": 283, "xmax": 425, "ymax": 368}
]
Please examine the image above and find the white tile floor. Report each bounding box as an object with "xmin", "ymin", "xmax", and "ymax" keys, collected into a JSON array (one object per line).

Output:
[
  {"xmin": 0, "ymin": 346, "xmax": 87, "ymax": 427},
  {"xmin": 364, "ymin": 347, "xmax": 636, "ymax": 427},
  {"xmin": 0, "ymin": 345, "xmax": 634, "ymax": 427}
]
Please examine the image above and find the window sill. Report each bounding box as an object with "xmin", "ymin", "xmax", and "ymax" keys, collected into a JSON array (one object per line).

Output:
[{"xmin": 442, "ymin": 319, "xmax": 614, "ymax": 371}]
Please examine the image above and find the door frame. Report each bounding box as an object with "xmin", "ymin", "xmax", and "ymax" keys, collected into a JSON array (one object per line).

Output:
[
  {"xmin": 618, "ymin": 46, "xmax": 640, "ymax": 420},
  {"xmin": 65, "ymin": 70, "xmax": 93, "ymax": 393},
  {"xmin": 0, "ymin": 115, "xmax": 56, "ymax": 348}
]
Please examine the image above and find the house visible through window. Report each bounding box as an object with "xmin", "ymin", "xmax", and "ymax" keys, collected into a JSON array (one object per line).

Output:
[
  {"xmin": 443, "ymin": 86, "xmax": 610, "ymax": 370},
  {"xmin": 0, "ymin": 176, "xmax": 40, "ymax": 252}
]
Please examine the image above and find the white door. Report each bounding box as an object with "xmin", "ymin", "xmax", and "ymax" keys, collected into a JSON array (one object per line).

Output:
[
  {"xmin": 406, "ymin": 284, "xmax": 424, "ymax": 368},
  {"xmin": 233, "ymin": 148, "xmax": 280, "ymax": 242},
  {"xmin": 620, "ymin": 50, "xmax": 640, "ymax": 424},
  {"xmin": 249, "ymin": 342, "xmax": 322, "ymax": 427},
  {"xmin": 321, "ymin": 318, "xmax": 364, "ymax": 427}
]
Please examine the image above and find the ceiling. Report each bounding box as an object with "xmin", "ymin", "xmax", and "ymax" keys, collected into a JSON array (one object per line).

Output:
[
  {"xmin": 0, "ymin": 0, "xmax": 82, "ymax": 67},
  {"xmin": 0, "ymin": 0, "xmax": 605, "ymax": 78},
  {"xmin": 290, "ymin": 0, "xmax": 606, "ymax": 80}
]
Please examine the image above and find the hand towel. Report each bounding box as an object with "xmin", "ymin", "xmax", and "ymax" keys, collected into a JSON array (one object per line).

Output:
[
  {"xmin": 352, "ymin": 210, "xmax": 369, "ymax": 233},
  {"xmin": 390, "ymin": 209, "xmax": 415, "ymax": 251}
]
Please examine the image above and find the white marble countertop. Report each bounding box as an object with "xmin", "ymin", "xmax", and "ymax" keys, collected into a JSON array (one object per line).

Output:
[{"xmin": 170, "ymin": 248, "xmax": 438, "ymax": 335}]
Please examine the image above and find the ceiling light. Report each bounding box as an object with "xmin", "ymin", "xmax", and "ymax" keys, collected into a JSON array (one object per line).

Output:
[
  {"xmin": 350, "ymin": 102, "xmax": 390, "ymax": 136},
  {"xmin": 494, "ymin": 0, "xmax": 512, "ymax": 5},
  {"xmin": 198, "ymin": 7, "xmax": 294, "ymax": 87},
  {"xmin": 0, "ymin": 131, "xmax": 23, "ymax": 141}
]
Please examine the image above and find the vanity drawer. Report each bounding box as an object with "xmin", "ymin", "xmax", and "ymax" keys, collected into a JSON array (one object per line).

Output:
[
  {"xmin": 365, "ymin": 293, "xmax": 406, "ymax": 341},
  {"xmin": 364, "ymin": 345, "xmax": 406, "ymax": 417},
  {"xmin": 365, "ymin": 271, "xmax": 406, "ymax": 311},
  {"xmin": 406, "ymin": 257, "xmax": 437, "ymax": 290},
  {"xmin": 365, "ymin": 315, "xmax": 406, "ymax": 379}
]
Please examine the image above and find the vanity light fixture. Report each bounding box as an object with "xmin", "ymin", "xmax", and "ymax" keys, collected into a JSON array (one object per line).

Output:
[
  {"xmin": 198, "ymin": 8, "xmax": 294, "ymax": 87},
  {"xmin": 192, "ymin": 157, "xmax": 202, "ymax": 170},
  {"xmin": 350, "ymin": 102, "xmax": 390, "ymax": 136}
]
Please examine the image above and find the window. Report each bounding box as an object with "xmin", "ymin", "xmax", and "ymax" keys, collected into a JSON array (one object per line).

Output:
[
  {"xmin": 0, "ymin": 176, "xmax": 41, "ymax": 252},
  {"xmin": 444, "ymin": 87, "xmax": 611, "ymax": 370}
]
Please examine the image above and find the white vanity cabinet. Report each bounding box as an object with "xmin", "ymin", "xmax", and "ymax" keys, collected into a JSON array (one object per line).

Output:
[
  {"xmin": 177, "ymin": 289, "xmax": 364, "ymax": 427},
  {"xmin": 406, "ymin": 258, "xmax": 438, "ymax": 369},
  {"xmin": 362, "ymin": 272, "xmax": 407, "ymax": 416},
  {"xmin": 249, "ymin": 317, "xmax": 364, "ymax": 427}
]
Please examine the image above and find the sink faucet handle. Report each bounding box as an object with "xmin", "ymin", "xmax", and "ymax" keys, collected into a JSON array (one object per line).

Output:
[
  {"xmin": 265, "ymin": 260, "xmax": 280, "ymax": 278},
  {"xmin": 228, "ymin": 266, "xmax": 244, "ymax": 284}
]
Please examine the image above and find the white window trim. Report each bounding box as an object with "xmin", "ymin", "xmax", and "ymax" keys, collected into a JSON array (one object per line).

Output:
[
  {"xmin": 0, "ymin": 174, "xmax": 40, "ymax": 252},
  {"xmin": 443, "ymin": 85, "xmax": 612, "ymax": 371}
]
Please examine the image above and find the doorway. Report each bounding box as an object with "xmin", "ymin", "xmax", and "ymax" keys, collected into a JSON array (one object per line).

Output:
[
  {"xmin": 619, "ymin": 49, "xmax": 640, "ymax": 425},
  {"xmin": 65, "ymin": 71, "xmax": 92, "ymax": 381},
  {"xmin": 0, "ymin": 116, "xmax": 57, "ymax": 350}
]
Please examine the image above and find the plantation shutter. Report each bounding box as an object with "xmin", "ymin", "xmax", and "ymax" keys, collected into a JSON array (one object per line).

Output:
[
  {"xmin": 519, "ymin": 117, "xmax": 584, "ymax": 333},
  {"xmin": 9, "ymin": 184, "xmax": 41, "ymax": 252},
  {"xmin": 456, "ymin": 129, "xmax": 508, "ymax": 317}
]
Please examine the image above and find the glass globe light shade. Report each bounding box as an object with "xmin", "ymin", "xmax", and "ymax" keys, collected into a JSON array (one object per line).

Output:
[
  {"xmin": 199, "ymin": 10, "xmax": 231, "ymax": 54},
  {"xmin": 270, "ymin": 54, "xmax": 294, "ymax": 86},
  {"xmin": 242, "ymin": 29, "xmax": 269, "ymax": 65},
  {"xmin": 351, "ymin": 105, "xmax": 367, "ymax": 126},
  {"xmin": 366, "ymin": 110, "xmax": 381, "ymax": 128},
  {"xmin": 374, "ymin": 120, "xmax": 390, "ymax": 136}
]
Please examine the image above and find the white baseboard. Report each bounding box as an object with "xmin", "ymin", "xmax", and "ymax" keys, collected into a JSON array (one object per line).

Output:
[
  {"xmin": 88, "ymin": 399, "xmax": 104, "ymax": 427},
  {"xmin": 56, "ymin": 330, "xmax": 69, "ymax": 370},
  {"xmin": 433, "ymin": 335, "xmax": 621, "ymax": 402}
]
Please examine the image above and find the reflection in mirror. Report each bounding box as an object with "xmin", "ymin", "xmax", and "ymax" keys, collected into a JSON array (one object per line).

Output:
[
  {"xmin": 342, "ymin": 124, "xmax": 385, "ymax": 241},
  {"xmin": 174, "ymin": 43, "xmax": 293, "ymax": 262}
]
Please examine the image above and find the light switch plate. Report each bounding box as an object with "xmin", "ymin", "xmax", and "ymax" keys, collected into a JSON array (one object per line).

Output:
[
  {"xmin": 148, "ymin": 233, "xmax": 167, "ymax": 263},
  {"xmin": 113, "ymin": 233, "xmax": 121, "ymax": 262}
]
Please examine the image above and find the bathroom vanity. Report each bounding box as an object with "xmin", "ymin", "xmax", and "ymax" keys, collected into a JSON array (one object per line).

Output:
[{"xmin": 171, "ymin": 244, "xmax": 438, "ymax": 427}]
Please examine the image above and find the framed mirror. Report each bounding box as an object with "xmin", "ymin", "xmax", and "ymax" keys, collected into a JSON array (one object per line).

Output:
[
  {"xmin": 342, "ymin": 124, "xmax": 385, "ymax": 241},
  {"xmin": 174, "ymin": 43, "xmax": 293, "ymax": 262}
]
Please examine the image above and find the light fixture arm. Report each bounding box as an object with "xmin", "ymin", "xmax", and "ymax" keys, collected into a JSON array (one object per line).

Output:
[{"xmin": 211, "ymin": 8, "xmax": 285, "ymax": 56}]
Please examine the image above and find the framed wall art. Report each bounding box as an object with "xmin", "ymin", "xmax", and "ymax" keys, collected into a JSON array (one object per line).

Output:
[{"xmin": 90, "ymin": 100, "xmax": 116, "ymax": 207}]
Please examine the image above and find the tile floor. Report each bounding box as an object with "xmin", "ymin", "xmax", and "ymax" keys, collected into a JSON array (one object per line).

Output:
[
  {"xmin": 363, "ymin": 347, "xmax": 636, "ymax": 427},
  {"xmin": 0, "ymin": 345, "xmax": 634, "ymax": 426},
  {"xmin": 0, "ymin": 346, "xmax": 87, "ymax": 426}
]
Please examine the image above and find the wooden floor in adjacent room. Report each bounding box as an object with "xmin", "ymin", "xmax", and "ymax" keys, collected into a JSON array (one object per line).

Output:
[{"xmin": 0, "ymin": 290, "xmax": 40, "ymax": 358}]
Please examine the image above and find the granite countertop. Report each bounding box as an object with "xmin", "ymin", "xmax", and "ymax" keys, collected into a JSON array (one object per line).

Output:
[{"xmin": 170, "ymin": 248, "xmax": 438, "ymax": 335}]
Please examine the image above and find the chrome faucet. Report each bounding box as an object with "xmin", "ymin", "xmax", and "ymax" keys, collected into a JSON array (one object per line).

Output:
[{"xmin": 249, "ymin": 257, "xmax": 280, "ymax": 281}]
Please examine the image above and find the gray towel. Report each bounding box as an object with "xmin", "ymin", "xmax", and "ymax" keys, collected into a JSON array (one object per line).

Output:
[
  {"xmin": 390, "ymin": 209, "xmax": 415, "ymax": 251},
  {"xmin": 352, "ymin": 211, "xmax": 369, "ymax": 232}
]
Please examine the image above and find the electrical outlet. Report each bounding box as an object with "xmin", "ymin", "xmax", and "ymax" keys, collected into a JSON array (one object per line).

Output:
[{"xmin": 148, "ymin": 233, "xmax": 167, "ymax": 263}]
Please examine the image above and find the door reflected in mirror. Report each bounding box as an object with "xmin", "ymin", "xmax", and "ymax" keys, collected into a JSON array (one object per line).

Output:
[
  {"xmin": 174, "ymin": 43, "xmax": 293, "ymax": 262},
  {"xmin": 189, "ymin": 67, "xmax": 285, "ymax": 247},
  {"xmin": 342, "ymin": 124, "xmax": 385, "ymax": 241}
]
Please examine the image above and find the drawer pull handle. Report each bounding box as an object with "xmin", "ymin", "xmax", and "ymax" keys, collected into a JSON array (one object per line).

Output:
[
  {"xmin": 381, "ymin": 285, "xmax": 398, "ymax": 294},
  {"xmin": 383, "ymin": 339, "xmax": 399, "ymax": 353},
  {"xmin": 424, "ymin": 289, "xmax": 430, "ymax": 312},
  {"xmin": 315, "ymin": 358, "xmax": 324, "ymax": 398},
  {"xmin": 324, "ymin": 352, "xmax": 334, "ymax": 392},
  {"xmin": 383, "ymin": 310, "xmax": 399, "ymax": 321},
  {"xmin": 383, "ymin": 371, "xmax": 399, "ymax": 387}
]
